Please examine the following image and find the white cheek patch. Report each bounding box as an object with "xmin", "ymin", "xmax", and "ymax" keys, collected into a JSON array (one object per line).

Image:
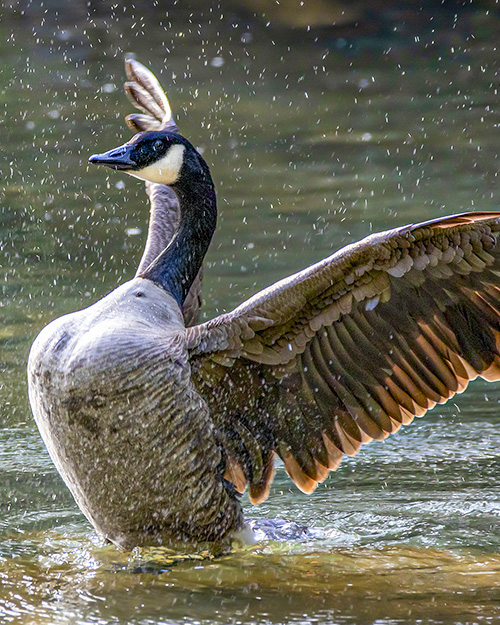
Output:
[{"xmin": 128, "ymin": 143, "xmax": 185, "ymax": 184}]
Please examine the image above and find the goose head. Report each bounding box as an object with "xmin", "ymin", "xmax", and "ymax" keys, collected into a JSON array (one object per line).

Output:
[
  {"xmin": 89, "ymin": 131, "xmax": 204, "ymax": 186},
  {"xmin": 89, "ymin": 129, "xmax": 217, "ymax": 308}
]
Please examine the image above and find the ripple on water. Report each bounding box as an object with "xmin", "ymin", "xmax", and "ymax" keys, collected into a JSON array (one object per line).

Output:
[{"xmin": 2, "ymin": 534, "xmax": 500, "ymax": 624}]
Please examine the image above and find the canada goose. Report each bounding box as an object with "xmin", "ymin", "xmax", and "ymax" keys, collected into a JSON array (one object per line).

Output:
[{"xmin": 28, "ymin": 59, "xmax": 500, "ymax": 552}]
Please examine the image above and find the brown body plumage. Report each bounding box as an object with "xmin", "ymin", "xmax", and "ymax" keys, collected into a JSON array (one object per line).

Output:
[{"xmin": 28, "ymin": 60, "xmax": 500, "ymax": 551}]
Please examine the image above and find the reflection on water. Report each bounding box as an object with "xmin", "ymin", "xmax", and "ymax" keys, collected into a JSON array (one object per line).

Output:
[
  {"xmin": 3, "ymin": 533, "xmax": 500, "ymax": 624},
  {"xmin": 2, "ymin": 1, "xmax": 500, "ymax": 623}
]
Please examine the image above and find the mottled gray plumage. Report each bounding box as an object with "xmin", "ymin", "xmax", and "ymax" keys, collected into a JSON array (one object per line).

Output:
[
  {"xmin": 29, "ymin": 279, "xmax": 243, "ymax": 549},
  {"xmin": 27, "ymin": 60, "xmax": 500, "ymax": 552}
]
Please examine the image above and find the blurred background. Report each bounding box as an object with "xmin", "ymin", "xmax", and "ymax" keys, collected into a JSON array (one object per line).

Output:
[{"xmin": 2, "ymin": 1, "xmax": 500, "ymax": 624}]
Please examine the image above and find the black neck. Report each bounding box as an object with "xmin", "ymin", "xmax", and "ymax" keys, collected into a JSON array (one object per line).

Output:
[{"xmin": 138, "ymin": 159, "xmax": 217, "ymax": 307}]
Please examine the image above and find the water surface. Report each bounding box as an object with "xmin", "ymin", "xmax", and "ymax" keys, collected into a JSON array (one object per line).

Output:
[{"xmin": 2, "ymin": 2, "xmax": 500, "ymax": 623}]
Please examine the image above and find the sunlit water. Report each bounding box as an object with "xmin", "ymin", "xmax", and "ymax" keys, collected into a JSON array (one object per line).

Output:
[{"xmin": 2, "ymin": 2, "xmax": 500, "ymax": 623}]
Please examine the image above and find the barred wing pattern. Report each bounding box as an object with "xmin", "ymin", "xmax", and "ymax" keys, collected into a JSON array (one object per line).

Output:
[{"xmin": 186, "ymin": 213, "xmax": 500, "ymax": 503}]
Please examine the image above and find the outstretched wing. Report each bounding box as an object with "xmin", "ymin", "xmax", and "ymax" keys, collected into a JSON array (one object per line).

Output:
[
  {"xmin": 125, "ymin": 58, "xmax": 203, "ymax": 326},
  {"xmin": 185, "ymin": 213, "xmax": 500, "ymax": 502}
]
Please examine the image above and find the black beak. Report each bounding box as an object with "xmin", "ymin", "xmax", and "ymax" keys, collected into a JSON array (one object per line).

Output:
[{"xmin": 88, "ymin": 143, "xmax": 137, "ymax": 170}]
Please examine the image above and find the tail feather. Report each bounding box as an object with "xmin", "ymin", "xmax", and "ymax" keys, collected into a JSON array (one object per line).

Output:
[
  {"xmin": 125, "ymin": 113, "xmax": 162, "ymax": 133},
  {"xmin": 123, "ymin": 59, "xmax": 178, "ymax": 133},
  {"xmin": 124, "ymin": 82, "xmax": 165, "ymax": 121}
]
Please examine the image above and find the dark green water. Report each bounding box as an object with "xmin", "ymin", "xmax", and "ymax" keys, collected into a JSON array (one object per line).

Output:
[{"xmin": 2, "ymin": 2, "xmax": 500, "ymax": 623}]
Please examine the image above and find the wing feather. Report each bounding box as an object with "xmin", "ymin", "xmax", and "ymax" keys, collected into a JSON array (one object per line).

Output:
[{"xmin": 187, "ymin": 213, "xmax": 500, "ymax": 499}]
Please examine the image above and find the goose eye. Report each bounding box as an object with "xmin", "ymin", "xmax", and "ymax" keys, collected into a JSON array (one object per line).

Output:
[{"xmin": 153, "ymin": 140, "xmax": 163, "ymax": 152}]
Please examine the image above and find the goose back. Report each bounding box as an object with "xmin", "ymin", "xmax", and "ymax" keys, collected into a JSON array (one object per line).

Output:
[{"xmin": 28, "ymin": 278, "xmax": 242, "ymax": 549}]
